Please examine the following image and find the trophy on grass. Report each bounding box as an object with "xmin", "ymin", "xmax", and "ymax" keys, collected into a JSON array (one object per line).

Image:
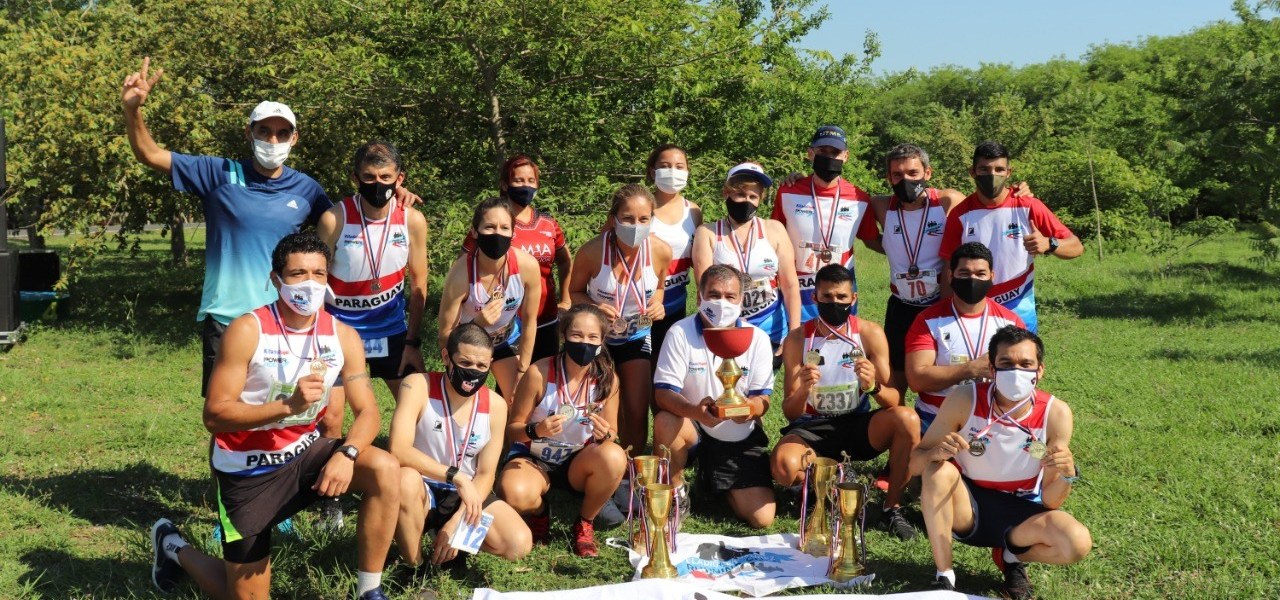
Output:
[
  {"xmin": 628, "ymin": 446, "xmax": 671, "ymax": 556},
  {"xmin": 640, "ymin": 483, "xmax": 678, "ymax": 579},
  {"xmin": 702, "ymin": 326, "xmax": 755, "ymax": 419},
  {"xmin": 799, "ymin": 451, "xmax": 840, "ymax": 557},
  {"xmin": 828, "ymin": 479, "xmax": 868, "ymax": 582}
]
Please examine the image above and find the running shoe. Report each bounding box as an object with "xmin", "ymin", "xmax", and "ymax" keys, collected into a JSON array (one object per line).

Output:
[{"xmin": 149, "ymin": 518, "xmax": 185, "ymax": 593}]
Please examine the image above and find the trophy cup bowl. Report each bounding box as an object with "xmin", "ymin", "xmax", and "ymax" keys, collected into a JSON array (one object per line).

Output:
[
  {"xmin": 828, "ymin": 481, "xmax": 867, "ymax": 582},
  {"xmin": 640, "ymin": 483, "xmax": 678, "ymax": 579},
  {"xmin": 801, "ymin": 457, "xmax": 840, "ymax": 557},
  {"xmin": 629, "ymin": 454, "xmax": 663, "ymax": 555},
  {"xmin": 703, "ymin": 326, "xmax": 755, "ymax": 419}
]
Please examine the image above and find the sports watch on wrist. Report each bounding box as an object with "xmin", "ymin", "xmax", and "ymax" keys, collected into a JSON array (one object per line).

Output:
[
  {"xmin": 404, "ymin": 337, "xmax": 422, "ymax": 348},
  {"xmin": 526, "ymin": 421, "xmax": 541, "ymax": 441},
  {"xmin": 1047, "ymin": 237, "xmax": 1060, "ymax": 255},
  {"xmin": 337, "ymin": 444, "xmax": 359, "ymax": 461}
]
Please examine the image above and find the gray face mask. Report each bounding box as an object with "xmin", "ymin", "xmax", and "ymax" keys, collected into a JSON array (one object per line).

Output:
[{"xmin": 614, "ymin": 221, "xmax": 651, "ymax": 247}]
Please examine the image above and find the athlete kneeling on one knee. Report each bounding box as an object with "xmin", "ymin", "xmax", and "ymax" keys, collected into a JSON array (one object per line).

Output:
[{"xmin": 500, "ymin": 304, "xmax": 628, "ymax": 557}]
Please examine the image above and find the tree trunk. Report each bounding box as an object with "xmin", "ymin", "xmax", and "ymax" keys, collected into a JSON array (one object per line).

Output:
[
  {"xmin": 25, "ymin": 225, "xmax": 45, "ymax": 250},
  {"xmin": 169, "ymin": 210, "xmax": 187, "ymax": 266},
  {"xmin": 481, "ymin": 66, "xmax": 507, "ymax": 172}
]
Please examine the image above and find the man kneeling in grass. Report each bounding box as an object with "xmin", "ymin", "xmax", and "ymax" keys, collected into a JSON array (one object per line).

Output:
[
  {"xmin": 148, "ymin": 232, "xmax": 401, "ymax": 600},
  {"xmin": 911, "ymin": 325, "xmax": 1090, "ymax": 599}
]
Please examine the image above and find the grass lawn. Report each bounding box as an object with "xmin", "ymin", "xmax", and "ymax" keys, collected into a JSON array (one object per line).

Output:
[{"xmin": 2, "ymin": 229, "xmax": 1279, "ymax": 599}]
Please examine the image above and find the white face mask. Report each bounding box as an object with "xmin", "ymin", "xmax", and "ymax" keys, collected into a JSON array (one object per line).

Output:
[
  {"xmin": 698, "ymin": 297, "xmax": 741, "ymax": 328},
  {"xmin": 994, "ymin": 368, "xmax": 1039, "ymax": 402},
  {"xmin": 653, "ymin": 168, "xmax": 689, "ymax": 194},
  {"xmin": 614, "ymin": 221, "xmax": 651, "ymax": 247},
  {"xmin": 275, "ymin": 275, "xmax": 329, "ymax": 316},
  {"xmin": 252, "ymin": 138, "xmax": 292, "ymax": 170}
]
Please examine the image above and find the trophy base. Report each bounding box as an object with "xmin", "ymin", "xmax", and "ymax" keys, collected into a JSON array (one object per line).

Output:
[
  {"xmin": 829, "ymin": 565, "xmax": 866, "ymax": 583},
  {"xmin": 802, "ymin": 535, "xmax": 831, "ymax": 558},
  {"xmin": 715, "ymin": 403, "xmax": 752, "ymax": 419}
]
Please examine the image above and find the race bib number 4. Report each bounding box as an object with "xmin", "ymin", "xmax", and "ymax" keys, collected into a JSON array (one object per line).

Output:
[
  {"xmin": 812, "ymin": 384, "xmax": 860, "ymax": 416},
  {"xmin": 449, "ymin": 511, "xmax": 495, "ymax": 554},
  {"xmin": 362, "ymin": 336, "xmax": 388, "ymax": 358}
]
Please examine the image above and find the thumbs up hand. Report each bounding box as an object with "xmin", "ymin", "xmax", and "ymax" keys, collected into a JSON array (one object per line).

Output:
[{"xmin": 1023, "ymin": 222, "xmax": 1051, "ymax": 255}]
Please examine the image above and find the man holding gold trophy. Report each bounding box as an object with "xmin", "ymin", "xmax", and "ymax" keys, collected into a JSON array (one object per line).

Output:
[
  {"xmin": 911, "ymin": 325, "xmax": 1090, "ymax": 598},
  {"xmin": 652, "ymin": 265, "xmax": 778, "ymax": 529},
  {"xmin": 771, "ymin": 263, "xmax": 922, "ymax": 542}
]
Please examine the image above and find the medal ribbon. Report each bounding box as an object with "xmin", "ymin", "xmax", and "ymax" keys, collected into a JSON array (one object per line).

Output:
[
  {"xmin": 809, "ymin": 179, "xmax": 841, "ymax": 258},
  {"xmin": 611, "ymin": 232, "xmax": 648, "ymax": 318},
  {"xmin": 354, "ymin": 196, "xmax": 395, "ymax": 287},
  {"xmin": 971, "ymin": 385, "xmax": 1036, "ymax": 441},
  {"xmin": 470, "ymin": 249, "xmax": 510, "ymax": 311},
  {"xmin": 895, "ymin": 198, "xmax": 929, "ymax": 272},
  {"xmin": 555, "ymin": 354, "xmax": 593, "ymax": 415},
  {"xmin": 721, "ymin": 217, "xmax": 758, "ymax": 274},
  {"xmin": 268, "ymin": 303, "xmax": 321, "ymax": 384},
  {"xmin": 949, "ymin": 302, "xmax": 990, "ymax": 361},
  {"xmin": 440, "ymin": 376, "xmax": 483, "ymax": 468}
]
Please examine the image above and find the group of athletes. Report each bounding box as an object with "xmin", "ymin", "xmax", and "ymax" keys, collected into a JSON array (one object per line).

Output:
[{"xmin": 122, "ymin": 58, "xmax": 1093, "ymax": 600}]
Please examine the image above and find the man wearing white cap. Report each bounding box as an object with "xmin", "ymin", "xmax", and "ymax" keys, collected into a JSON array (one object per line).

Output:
[{"xmin": 121, "ymin": 57, "xmax": 418, "ymax": 399}]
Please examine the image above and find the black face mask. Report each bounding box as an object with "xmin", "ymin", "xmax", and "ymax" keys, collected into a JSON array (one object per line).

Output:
[
  {"xmin": 951, "ymin": 277, "xmax": 993, "ymax": 304},
  {"xmin": 816, "ymin": 301, "xmax": 853, "ymax": 327},
  {"xmin": 475, "ymin": 232, "xmax": 512, "ymax": 260},
  {"xmin": 562, "ymin": 340, "xmax": 602, "ymax": 367},
  {"xmin": 725, "ymin": 199, "xmax": 757, "ymax": 224},
  {"xmin": 447, "ymin": 361, "xmax": 489, "ymax": 397},
  {"xmin": 358, "ymin": 181, "xmax": 396, "ymax": 209},
  {"xmin": 973, "ymin": 173, "xmax": 1008, "ymax": 200},
  {"xmin": 892, "ymin": 177, "xmax": 927, "ymax": 204},
  {"xmin": 812, "ymin": 154, "xmax": 845, "ymax": 182},
  {"xmin": 507, "ymin": 185, "xmax": 536, "ymax": 207}
]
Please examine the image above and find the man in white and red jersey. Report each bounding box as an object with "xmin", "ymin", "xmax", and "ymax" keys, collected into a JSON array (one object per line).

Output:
[
  {"xmin": 318, "ymin": 141, "xmax": 430, "ymax": 409},
  {"xmin": 773, "ymin": 125, "xmax": 880, "ymax": 321},
  {"xmin": 939, "ymin": 141, "xmax": 1083, "ymax": 333},
  {"xmin": 910, "ymin": 326, "xmax": 1090, "ymax": 598},
  {"xmin": 146, "ymin": 233, "xmax": 401, "ymax": 600},
  {"xmin": 905, "ymin": 242, "xmax": 1024, "ymax": 434}
]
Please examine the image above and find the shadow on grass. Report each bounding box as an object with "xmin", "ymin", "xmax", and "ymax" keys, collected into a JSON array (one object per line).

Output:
[
  {"xmin": 1149, "ymin": 347, "xmax": 1280, "ymax": 368},
  {"xmin": 1155, "ymin": 261, "xmax": 1280, "ymax": 292},
  {"xmin": 18, "ymin": 548, "xmax": 154, "ymax": 600},
  {"xmin": 1059, "ymin": 290, "xmax": 1224, "ymax": 324},
  {"xmin": 0, "ymin": 462, "xmax": 209, "ymax": 529}
]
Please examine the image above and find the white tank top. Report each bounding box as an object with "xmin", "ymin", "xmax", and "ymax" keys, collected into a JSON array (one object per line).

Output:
[
  {"xmin": 212, "ymin": 304, "xmax": 343, "ymax": 476},
  {"xmin": 586, "ymin": 231, "xmax": 660, "ymax": 342},
  {"xmin": 650, "ymin": 199, "xmax": 695, "ymax": 288},
  {"xmin": 710, "ymin": 218, "xmax": 782, "ymax": 319},
  {"xmin": 523, "ymin": 357, "xmax": 598, "ymax": 464},
  {"xmin": 800, "ymin": 316, "xmax": 869, "ymax": 417},
  {"xmin": 954, "ymin": 382, "xmax": 1054, "ymax": 499},
  {"xmin": 883, "ymin": 190, "xmax": 947, "ymax": 306},
  {"xmin": 415, "ymin": 372, "xmax": 494, "ymax": 485},
  {"xmin": 456, "ymin": 249, "xmax": 524, "ymax": 343}
]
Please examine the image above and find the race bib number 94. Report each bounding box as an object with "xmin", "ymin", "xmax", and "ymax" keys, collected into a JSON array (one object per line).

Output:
[{"xmin": 812, "ymin": 384, "xmax": 859, "ymax": 416}]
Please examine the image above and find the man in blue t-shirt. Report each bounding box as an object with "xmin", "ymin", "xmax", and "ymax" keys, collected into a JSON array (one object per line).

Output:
[{"xmin": 123, "ymin": 57, "xmax": 330, "ymax": 397}]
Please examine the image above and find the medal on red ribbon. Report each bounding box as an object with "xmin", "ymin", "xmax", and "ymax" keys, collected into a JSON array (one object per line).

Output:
[
  {"xmin": 810, "ymin": 180, "xmax": 840, "ymax": 264},
  {"xmin": 355, "ymin": 196, "xmax": 395, "ymax": 293},
  {"xmin": 896, "ymin": 199, "xmax": 929, "ymax": 280},
  {"xmin": 440, "ymin": 377, "xmax": 482, "ymax": 469}
]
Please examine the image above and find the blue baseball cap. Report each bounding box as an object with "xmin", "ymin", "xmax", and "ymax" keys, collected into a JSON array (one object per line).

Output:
[{"xmin": 810, "ymin": 125, "xmax": 847, "ymax": 151}]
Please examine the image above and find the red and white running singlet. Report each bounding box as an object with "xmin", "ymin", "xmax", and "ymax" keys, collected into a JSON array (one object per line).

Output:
[
  {"xmin": 650, "ymin": 199, "xmax": 696, "ymax": 316},
  {"xmin": 799, "ymin": 316, "xmax": 869, "ymax": 417},
  {"xmin": 327, "ymin": 196, "xmax": 411, "ymax": 338},
  {"xmin": 903, "ymin": 300, "xmax": 1025, "ymax": 419},
  {"xmin": 938, "ymin": 194, "xmax": 1072, "ymax": 306},
  {"xmin": 883, "ymin": 189, "xmax": 947, "ymax": 307},
  {"xmin": 416, "ymin": 372, "xmax": 494, "ymax": 485},
  {"xmin": 457, "ymin": 249, "xmax": 524, "ymax": 345},
  {"xmin": 212, "ymin": 304, "xmax": 343, "ymax": 476},
  {"xmin": 954, "ymin": 381, "xmax": 1054, "ymax": 498},
  {"xmin": 463, "ymin": 210, "xmax": 566, "ymax": 325},
  {"xmin": 772, "ymin": 175, "xmax": 877, "ymax": 288}
]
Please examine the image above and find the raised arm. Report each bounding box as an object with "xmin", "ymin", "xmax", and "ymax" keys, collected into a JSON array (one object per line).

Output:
[{"xmin": 121, "ymin": 57, "xmax": 172, "ymax": 174}]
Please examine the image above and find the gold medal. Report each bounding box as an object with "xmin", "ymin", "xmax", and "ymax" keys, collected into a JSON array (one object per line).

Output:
[
  {"xmin": 804, "ymin": 349, "xmax": 822, "ymax": 366},
  {"xmin": 637, "ymin": 315, "xmax": 654, "ymax": 329},
  {"xmin": 1028, "ymin": 440, "xmax": 1047, "ymax": 460},
  {"xmin": 492, "ymin": 289, "xmax": 504, "ymax": 301},
  {"xmin": 310, "ymin": 360, "xmax": 326, "ymax": 377},
  {"xmin": 968, "ymin": 437, "xmax": 986, "ymax": 457}
]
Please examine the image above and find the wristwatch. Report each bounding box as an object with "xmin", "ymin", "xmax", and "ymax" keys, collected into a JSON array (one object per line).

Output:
[
  {"xmin": 404, "ymin": 337, "xmax": 422, "ymax": 348},
  {"xmin": 863, "ymin": 381, "xmax": 881, "ymax": 397},
  {"xmin": 525, "ymin": 421, "xmax": 541, "ymax": 441},
  {"xmin": 337, "ymin": 444, "xmax": 359, "ymax": 461},
  {"xmin": 1047, "ymin": 237, "xmax": 1060, "ymax": 255},
  {"xmin": 445, "ymin": 466, "xmax": 459, "ymax": 484}
]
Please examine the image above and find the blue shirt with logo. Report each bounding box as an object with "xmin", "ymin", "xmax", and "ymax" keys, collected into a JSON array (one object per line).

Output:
[{"xmin": 171, "ymin": 153, "xmax": 331, "ymax": 324}]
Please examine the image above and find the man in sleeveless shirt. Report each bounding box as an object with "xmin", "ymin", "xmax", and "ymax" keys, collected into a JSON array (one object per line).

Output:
[
  {"xmin": 905, "ymin": 242, "xmax": 1025, "ymax": 434},
  {"xmin": 147, "ymin": 233, "xmax": 402, "ymax": 600},
  {"xmin": 939, "ymin": 141, "xmax": 1083, "ymax": 333},
  {"xmin": 771, "ymin": 264, "xmax": 921, "ymax": 540},
  {"xmin": 317, "ymin": 141, "xmax": 430, "ymax": 429},
  {"xmin": 911, "ymin": 326, "xmax": 1090, "ymax": 598}
]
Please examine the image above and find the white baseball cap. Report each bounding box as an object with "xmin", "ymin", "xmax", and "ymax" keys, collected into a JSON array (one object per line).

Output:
[
  {"xmin": 247, "ymin": 101, "xmax": 297, "ymax": 128},
  {"xmin": 725, "ymin": 162, "xmax": 773, "ymax": 187}
]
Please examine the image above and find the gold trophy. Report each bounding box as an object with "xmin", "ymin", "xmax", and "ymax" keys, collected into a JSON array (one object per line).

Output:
[
  {"xmin": 828, "ymin": 480, "xmax": 868, "ymax": 582},
  {"xmin": 800, "ymin": 454, "xmax": 840, "ymax": 557},
  {"xmin": 629, "ymin": 447, "xmax": 669, "ymax": 556},
  {"xmin": 703, "ymin": 326, "xmax": 755, "ymax": 418},
  {"xmin": 640, "ymin": 483, "xmax": 678, "ymax": 579}
]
